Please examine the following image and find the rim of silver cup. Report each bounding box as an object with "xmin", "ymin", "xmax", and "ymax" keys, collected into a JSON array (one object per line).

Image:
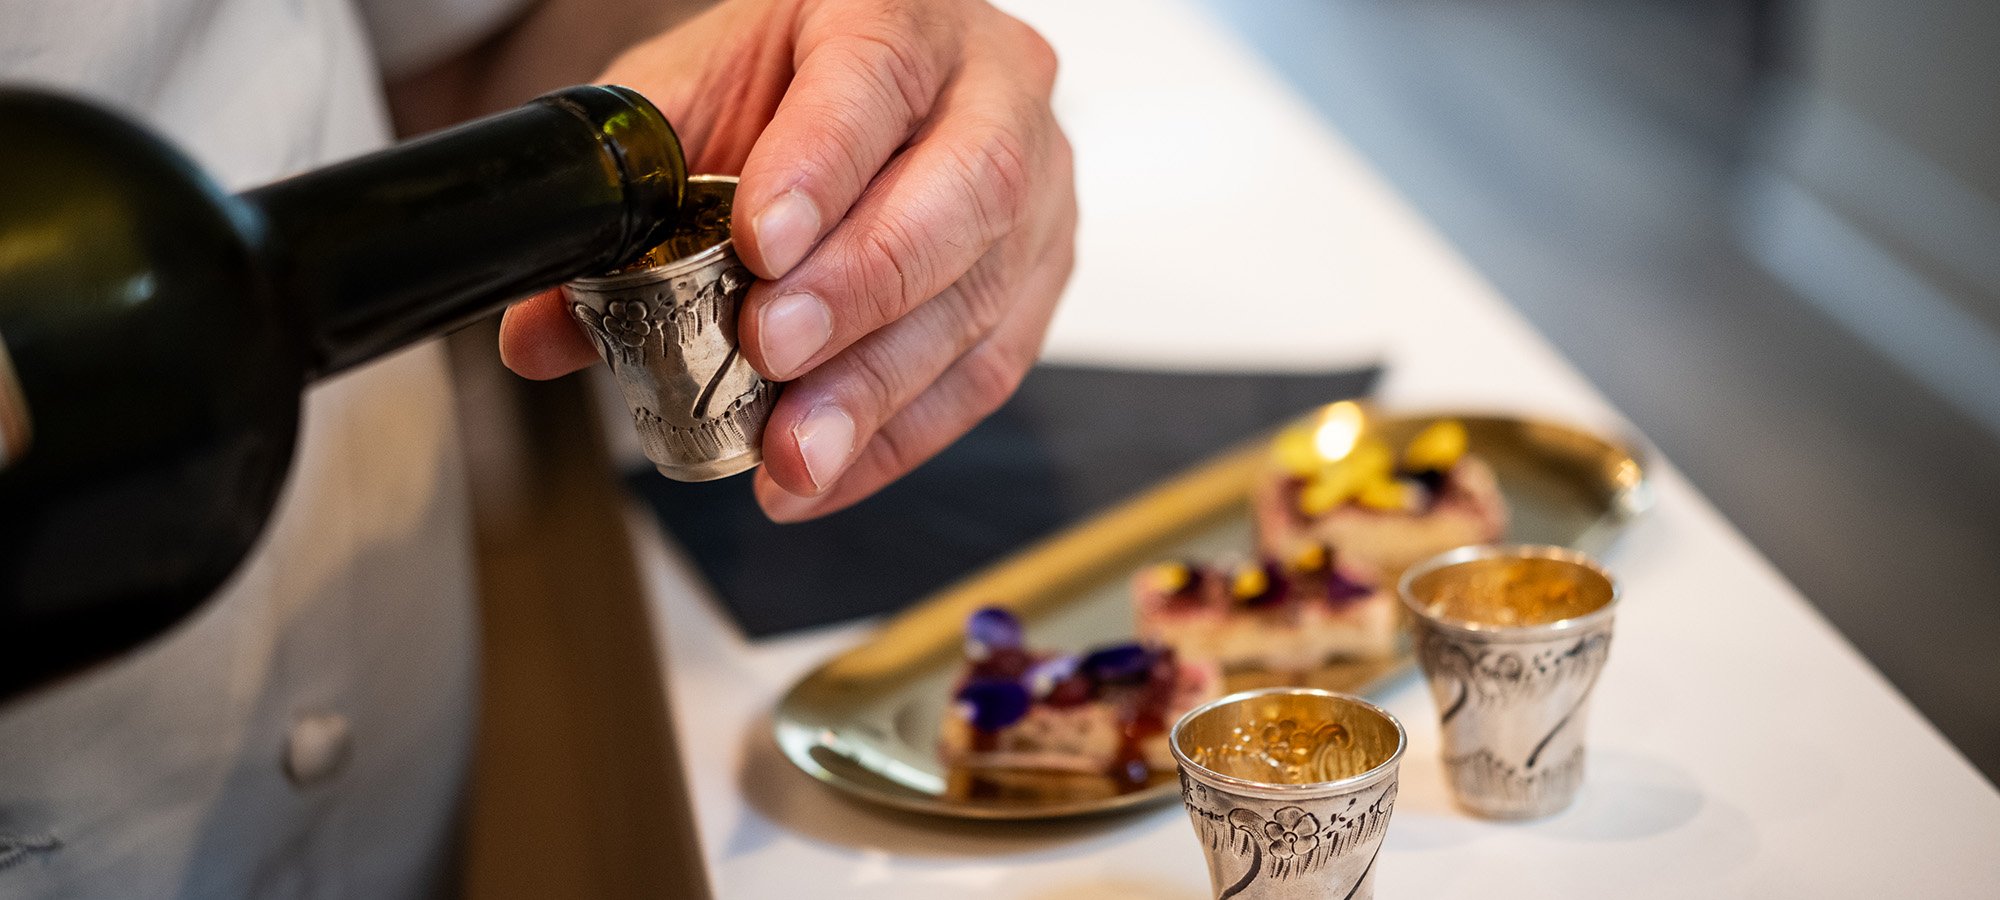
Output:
[
  {"xmin": 1397, "ymin": 543, "xmax": 1620, "ymax": 639},
  {"xmin": 1169, "ymin": 687, "xmax": 1408, "ymax": 801}
]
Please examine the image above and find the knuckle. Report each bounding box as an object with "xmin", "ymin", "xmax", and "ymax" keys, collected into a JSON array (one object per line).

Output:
[
  {"xmin": 834, "ymin": 27, "xmax": 942, "ymax": 125},
  {"xmin": 788, "ymin": 97, "xmax": 881, "ymax": 191},
  {"xmin": 980, "ymin": 10, "xmax": 1057, "ymax": 93},
  {"xmin": 949, "ymin": 119, "xmax": 1034, "ymax": 237},
  {"xmin": 959, "ymin": 336, "xmax": 1032, "ymax": 418},
  {"xmin": 860, "ymin": 0, "xmax": 927, "ymax": 37},
  {"xmin": 1017, "ymin": 23, "xmax": 1059, "ymax": 91},
  {"xmin": 958, "ymin": 268, "xmax": 1012, "ymax": 342},
  {"xmin": 928, "ymin": 270, "xmax": 1009, "ymax": 360},
  {"xmin": 846, "ymin": 215, "xmax": 927, "ymax": 322},
  {"xmin": 869, "ymin": 420, "xmax": 925, "ymax": 478},
  {"xmin": 841, "ymin": 343, "xmax": 906, "ymax": 426},
  {"xmin": 1053, "ymin": 231, "xmax": 1078, "ymax": 282}
]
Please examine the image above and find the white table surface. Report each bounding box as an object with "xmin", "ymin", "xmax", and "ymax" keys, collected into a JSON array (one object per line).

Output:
[{"xmin": 618, "ymin": 0, "xmax": 2000, "ymax": 895}]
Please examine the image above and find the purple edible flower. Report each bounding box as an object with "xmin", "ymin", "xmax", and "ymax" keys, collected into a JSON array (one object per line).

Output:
[
  {"xmin": 1026, "ymin": 654, "xmax": 1081, "ymax": 699},
  {"xmin": 956, "ymin": 678, "xmax": 1032, "ymax": 731},
  {"xmin": 1081, "ymin": 643, "xmax": 1154, "ymax": 684},
  {"xmin": 1325, "ymin": 568, "xmax": 1375, "ymax": 607},
  {"xmin": 964, "ymin": 606, "xmax": 1024, "ymax": 662},
  {"xmin": 1405, "ymin": 468, "xmax": 1448, "ymax": 493}
]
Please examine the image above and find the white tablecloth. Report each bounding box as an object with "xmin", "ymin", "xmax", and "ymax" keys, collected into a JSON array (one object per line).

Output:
[{"xmin": 623, "ymin": 0, "xmax": 2000, "ymax": 895}]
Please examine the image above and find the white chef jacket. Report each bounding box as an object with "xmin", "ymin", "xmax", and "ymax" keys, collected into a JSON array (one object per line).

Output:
[{"xmin": 0, "ymin": 1, "xmax": 528, "ymax": 897}]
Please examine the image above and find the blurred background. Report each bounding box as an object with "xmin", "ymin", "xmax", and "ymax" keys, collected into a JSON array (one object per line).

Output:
[{"xmin": 1192, "ymin": 0, "xmax": 1999, "ymax": 778}]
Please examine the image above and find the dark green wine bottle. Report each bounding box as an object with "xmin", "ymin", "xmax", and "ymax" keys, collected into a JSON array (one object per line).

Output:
[{"xmin": 0, "ymin": 84, "xmax": 687, "ymax": 696}]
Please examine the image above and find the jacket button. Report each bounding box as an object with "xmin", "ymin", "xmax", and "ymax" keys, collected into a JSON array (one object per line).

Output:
[{"xmin": 283, "ymin": 712, "xmax": 352, "ymax": 787}]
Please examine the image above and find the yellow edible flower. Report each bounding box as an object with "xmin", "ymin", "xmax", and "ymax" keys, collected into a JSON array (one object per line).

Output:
[
  {"xmin": 1230, "ymin": 564, "xmax": 1270, "ymax": 600},
  {"xmin": 1404, "ymin": 420, "xmax": 1469, "ymax": 472},
  {"xmin": 1296, "ymin": 468, "xmax": 1354, "ymax": 516},
  {"xmin": 1294, "ymin": 436, "xmax": 1395, "ymax": 517},
  {"xmin": 1290, "ymin": 544, "xmax": 1328, "ymax": 573},
  {"xmin": 1149, "ymin": 561, "xmax": 1193, "ymax": 594},
  {"xmin": 1346, "ymin": 438, "xmax": 1395, "ymax": 481},
  {"xmin": 1356, "ymin": 477, "xmax": 1416, "ymax": 511},
  {"xmin": 1271, "ymin": 426, "xmax": 1324, "ymax": 477}
]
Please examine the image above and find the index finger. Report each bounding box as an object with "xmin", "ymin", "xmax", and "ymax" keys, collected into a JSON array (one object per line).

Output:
[{"xmin": 731, "ymin": 0, "xmax": 965, "ymax": 279}]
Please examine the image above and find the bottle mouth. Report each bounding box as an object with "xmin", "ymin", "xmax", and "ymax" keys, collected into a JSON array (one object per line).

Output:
[
  {"xmin": 537, "ymin": 84, "xmax": 690, "ymax": 267},
  {"xmin": 577, "ymin": 175, "xmax": 739, "ymax": 284}
]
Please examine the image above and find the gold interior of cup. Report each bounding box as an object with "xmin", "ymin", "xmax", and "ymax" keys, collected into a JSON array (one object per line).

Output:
[
  {"xmin": 614, "ymin": 176, "xmax": 736, "ymax": 271},
  {"xmin": 1407, "ymin": 554, "xmax": 1614, "ymax": 629},
  {"xmin": 1174, "ymin": 690, "xmax": 1402, "ymax": 787}
]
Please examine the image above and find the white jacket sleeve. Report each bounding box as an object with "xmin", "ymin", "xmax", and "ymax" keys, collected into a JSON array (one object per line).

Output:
[{"xmin": 354, "ymin": 0, "xmax": 538, "ymax": 78}]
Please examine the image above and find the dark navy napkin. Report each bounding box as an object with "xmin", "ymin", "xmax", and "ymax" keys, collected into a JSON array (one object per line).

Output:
[{"xmin": 625, "ymin": 363, "xmax": 1379, "ymax": 638}]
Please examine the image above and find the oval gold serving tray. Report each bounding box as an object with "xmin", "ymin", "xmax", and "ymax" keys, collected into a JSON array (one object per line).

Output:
[{"xmin": 773, "ymin": 406, "xmax": 1651, "ymax": 820}]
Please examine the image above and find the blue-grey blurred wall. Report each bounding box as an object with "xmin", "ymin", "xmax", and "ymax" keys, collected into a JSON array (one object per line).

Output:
[{"xmin": 1199, "ymin": 0, "xmax": 2000, "ymax": 779}]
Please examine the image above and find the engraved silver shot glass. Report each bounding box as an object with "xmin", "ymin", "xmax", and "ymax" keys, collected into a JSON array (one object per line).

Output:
[
  {"xmin": 1170, "ymin": 688, "xmax": 1405, "ymax": 900},
  {"xmin": 563, "ymin": 175, "xmax": 778, "ymax": 481},
  {"xmin": 1399, "ymin": 545, "xmax": 1619, "ymax": 819}
]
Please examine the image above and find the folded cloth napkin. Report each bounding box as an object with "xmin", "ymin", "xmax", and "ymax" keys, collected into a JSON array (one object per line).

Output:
[{"xmin": 626, "ymin": 363, "xmax": 1379, "ymax": 637}]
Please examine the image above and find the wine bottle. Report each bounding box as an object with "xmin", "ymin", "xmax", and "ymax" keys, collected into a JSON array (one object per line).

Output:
[{"xmin": 0, "ymin": 84, "xmax": 687, "ymax": 695}]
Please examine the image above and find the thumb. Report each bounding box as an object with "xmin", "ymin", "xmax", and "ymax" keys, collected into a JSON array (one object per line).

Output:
[{"xmin": 498, "ymin": 289, "xmax": 601, "ymax": 380}]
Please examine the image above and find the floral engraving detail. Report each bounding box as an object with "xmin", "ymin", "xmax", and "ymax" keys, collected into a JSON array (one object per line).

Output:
[
  {"xmin": 603, "ymin": 301, "xmax": 654, "ymax": 347},
  {"xmin": 644, "ymin": 265, "xmax": 752, "ymax": 352},
  {"xmin": 573, "ymin": 257, "xmax": 776, "ymax": 473},
  {"xmin": 630, "ymin": 377, "xmax": 776, "ymax": 464},
  {"xmin": 571, "ymin": 298, "xmax": 658, "ymax": 369},
  {"xmin": 1417, "ymin": 630, "xmax": 1611, "ymax": 721},
  {"xmin": 1181, "ymin": 776, "xmax": 1396, "ymax": 899},
  {"xmin": 1442, "ymin": 744, "xmax": 1587, "ymax": 812},
  {"xmin": 570, "ymin": 265, "xmax": 757, "ymax": 376},
  {"xmin": 1262, "ymin": 806, "xmax": 1321, "ymax": 860},
  {"xmin": 1418, "ymin": 625, "xmax": 1612, "ymax": 815}
]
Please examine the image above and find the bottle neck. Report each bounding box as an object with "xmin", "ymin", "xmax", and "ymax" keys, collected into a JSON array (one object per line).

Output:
[{"xmin": 240, "ymin": 85, "xmax": 686, "ymax": 379}]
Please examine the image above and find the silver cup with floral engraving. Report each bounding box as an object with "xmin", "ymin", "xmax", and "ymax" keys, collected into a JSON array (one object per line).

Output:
[
  {"xmin": 1400, "ymin": 544, "xmax": 1619, "ymax": 819},
  {"xmin": 563, "ymin": 175, "xmax": 778, "ymax": 481},
  {"xmin": 1170, "ymin": 688, "xmax": 1406, "ymax": 900}
]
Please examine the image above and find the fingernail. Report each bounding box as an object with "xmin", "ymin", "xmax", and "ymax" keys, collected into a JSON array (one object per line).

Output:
[
  {"xmin": 754, "ymin": 190, "xmax": 821, "ymax": 277},
  {"xmin": 758, "ymin": 292, "xmax": 832, "ymax": 378},
  {"xmin": 793, "ymin": 404, "xmax": 856, "ymax": 492}
]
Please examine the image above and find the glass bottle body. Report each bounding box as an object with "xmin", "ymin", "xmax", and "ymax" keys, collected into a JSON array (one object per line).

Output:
[{"xmin": 0, "ymin": 85, "xmax": 685, "ymax": 692}]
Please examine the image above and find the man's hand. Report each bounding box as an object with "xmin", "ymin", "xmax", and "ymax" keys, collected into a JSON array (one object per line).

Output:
[{"xmin": 496, "ymin": 0, "xmax": 1076, "ymax": 522}]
